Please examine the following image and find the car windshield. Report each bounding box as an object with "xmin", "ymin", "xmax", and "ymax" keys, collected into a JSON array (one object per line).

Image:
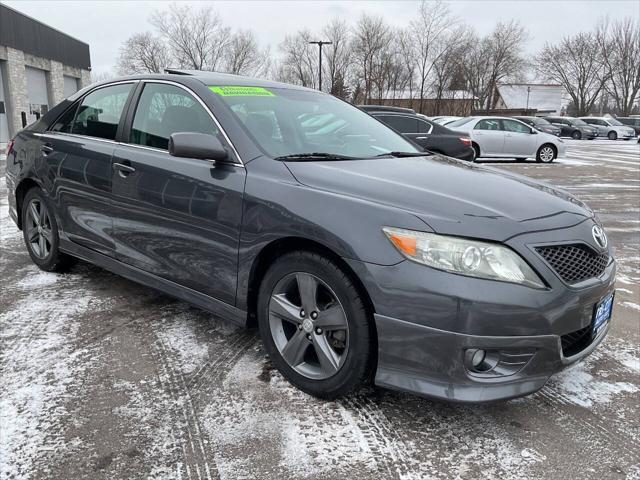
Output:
[
  {"xmin": 210, "ymin": 86, "xmax": 420, "ymax": 159},
  {"xmin": 446, "ymin": 117, "xmax": 474, "ymax": 128},
  {"xmin": 607, "ymin": 118, "xmax": 623, "ymax": 126},
  {"xmin": 571, "ymin": 118, "xmax": 588, "ymax": 126}
]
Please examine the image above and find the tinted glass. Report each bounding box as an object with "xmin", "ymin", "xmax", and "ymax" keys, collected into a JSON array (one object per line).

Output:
[
  {"xmin": 131, "ymin": 83, "xmax": 220, "ymax": 150},
  {"xmin": 502, "ymin": 119, "xmax": 531, "ymax": 133},
  {"xmin": 531, "ymin": 118, "xmax": 550, "ymax": 125},
  {"xmin": 72, "ymin": 83, "xmax": 133, "ymax": 140},
  {"xmin": 379, "ymin": 115, "xmax": 420, "ymax": 133},
  {"xmin": 475, "ymin": 119, "xmax": 502, "ymax": 131},
  {"xmin": 50, "ymin": 104, "xmax": 78, "ymax": 133},
  {"xmin": 417, "ymin": 119, "xmax": 432, "ymax": 133},
  {"xmin": 213, "ymin": 86, "xmax": 419, "ymax": 159},
  {"xmin": 571, "ymin": 119, "xmax": 587, "ymax": 126},
  {"xmin": 607, "ymin": 118, "xmax": 623, "ymax": 126}
]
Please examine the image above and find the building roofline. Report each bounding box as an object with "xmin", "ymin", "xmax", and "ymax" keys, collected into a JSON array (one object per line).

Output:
[{"xmin": 1, "ymin": 3, "xmax": 89, "ymax": 47}]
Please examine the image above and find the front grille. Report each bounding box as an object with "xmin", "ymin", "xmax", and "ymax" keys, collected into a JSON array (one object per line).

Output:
[
  {"xmin": 536, "ymin": 244, "xmax": 609, "ymax": 284},
  {"xmin": 561, "ymin": 324, "xmax": 592, "ymax": 357}
]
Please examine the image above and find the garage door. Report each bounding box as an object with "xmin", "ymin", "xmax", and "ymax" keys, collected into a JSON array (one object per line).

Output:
[
  {"xmin": 63, "ymin": 75, "xmax": 79, "ymax": 98},
  {"xmin": 26, "ymin": 66, "xmax": 49, "ymax": 123},
  {"xmin": 0, "ymin": 65, "xmax": 8, "ymax": 143}
]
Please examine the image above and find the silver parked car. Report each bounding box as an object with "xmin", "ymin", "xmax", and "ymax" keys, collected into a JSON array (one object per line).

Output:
[
  {"xmin": 448, "ymin": 116, "xmax": 566, "ymax": 162},
  {"xmin": 579, "ymin": 117, "xmax": 637, "ymax": 140}
]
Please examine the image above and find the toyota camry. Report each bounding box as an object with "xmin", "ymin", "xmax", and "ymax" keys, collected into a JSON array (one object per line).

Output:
[{"xmin": 5, "ymin": 71, "xmax": 616, "ymax": 403}]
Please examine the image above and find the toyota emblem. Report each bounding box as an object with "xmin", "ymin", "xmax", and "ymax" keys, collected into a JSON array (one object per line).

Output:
[{"xmin": 592, "ymin": 225, "xmax": 607, "ymax": 249}]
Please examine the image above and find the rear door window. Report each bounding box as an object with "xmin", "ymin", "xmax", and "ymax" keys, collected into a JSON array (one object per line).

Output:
[
  {"xmin": 71, "ymin": 83, "xmax": 133, "ymax": 140},
  {"xmin": 130, "ymin": 83, "xmax": 221, "ymax": 150},
  {"xmin": 378, "ymin": 115, "xmax": 419, "ymax": 133}
]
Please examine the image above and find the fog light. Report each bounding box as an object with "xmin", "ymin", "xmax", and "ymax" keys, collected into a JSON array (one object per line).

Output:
[{"xmin": 471, "ymin": 349, "xmax": 486, "ymax": 367}]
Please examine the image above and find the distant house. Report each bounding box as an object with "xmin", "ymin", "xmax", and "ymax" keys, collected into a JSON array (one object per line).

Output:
[
  {"xmin": 491, "ymin": 83, "xmax": 565, "ymax": 115},
  {"xmin": 366, "ymin": 89, "xmax": 476, "ymax": 116}
]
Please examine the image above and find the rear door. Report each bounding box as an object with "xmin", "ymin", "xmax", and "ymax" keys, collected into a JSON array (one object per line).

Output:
[
  {"xmin": 110, "ymin": 81, "xmax": 246, "ymax": 304},
  {"xmin": 40, "ymin": 82, "xmax": 136, "ymax": 256},
  {"xmin": 501, "ymin": 119, "xmax": 537, "ymax": 157},
  {"xmin": 472, "ymin": 118, "xmax": 505, "ymax": 155}
]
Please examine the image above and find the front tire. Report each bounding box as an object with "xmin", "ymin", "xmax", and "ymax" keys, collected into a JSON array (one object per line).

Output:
[
  {"xmin": 536, "ymin": 144, "xmax": 557, "ymax": 163},
  {"xmin": 21, "ymin": 188, "xmax": 74, "ymax": 272},
  {"xmin": 608, "ymin": 131, "xmax": 617, "ymax": 140},
  {"xmin": 257, "ymin": 251, "xmax": 372, "ymax": 399},
  {"xmin": 472, "ymin": 143, "xmax": 480, "ymax": 162},
  {"xmin": 571, "ymin": 130, "xmax": 582, "ymax": 140}
]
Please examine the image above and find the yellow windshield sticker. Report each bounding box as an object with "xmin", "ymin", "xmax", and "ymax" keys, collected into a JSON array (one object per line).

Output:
[{"xmin": 209, "ymin": 86, "xmax": 274, "ymax": 97}]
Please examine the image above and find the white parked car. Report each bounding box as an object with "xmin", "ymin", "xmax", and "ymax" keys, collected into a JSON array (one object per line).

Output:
[
  {"xmin": 447, "ymin": 116, "xmax": 566, "ymax": 163},
  {"xmin": 578, "ymin": 116, "xmax": 636, "ymax": 140}
]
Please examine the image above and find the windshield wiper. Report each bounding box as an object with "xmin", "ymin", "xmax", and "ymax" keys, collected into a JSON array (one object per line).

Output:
[
  {"xmin": 373, "ymin": 151, "xmax": 431, "ymax": 158},
  {"xmin": 274, "ymin": 152, "xmax": 359, "ymax": 161}
]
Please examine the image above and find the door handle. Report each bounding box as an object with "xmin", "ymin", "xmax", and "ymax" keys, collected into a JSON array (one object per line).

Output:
[
  {"xmin": 41, "ymin": 144, "xmax": 53, "ymax": 156},
  {"xmin": 113, "ymin": 162, "xmax": 136, "ymax": 178},
  {"xmin": 415, "ymin": 136, "xmax": 428, "ymax": 140}
]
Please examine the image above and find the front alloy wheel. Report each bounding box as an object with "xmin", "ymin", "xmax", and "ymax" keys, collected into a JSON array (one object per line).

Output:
[
  {"xmin": 257, "ymin": 251, "xmax": 372, "ymax": 399},
  {"xmin": 536, "ymin": 145, "xmax": 556, "ymax": 163},
  {"xmin": 268, "ymin": 272, "xmax": 349, "ymax": 379}
]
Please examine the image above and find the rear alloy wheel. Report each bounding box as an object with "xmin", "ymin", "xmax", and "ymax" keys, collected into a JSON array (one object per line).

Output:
[
  {"xmin": 571, "ymin": 130, "xmax": 582, "ymax": 140},
  {"xmin": 536, "ymin": 144, "xmax": 556, "ymax": 163},
  {"xmin": 22, "ymin": 188, "xmax": 73, "ymax": 272},
  {"xmin": 257, "ymin": 251, "xmax": 372, "ymax": 399},
  {"xmin": 608, "ymin": 131, "xmax": 617, "ymax": 140}
]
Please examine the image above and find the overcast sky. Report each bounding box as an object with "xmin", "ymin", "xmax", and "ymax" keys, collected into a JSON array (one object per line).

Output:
[{"xmin": 5, "ymin": 0, "xmax": 640, "ymax": 76}]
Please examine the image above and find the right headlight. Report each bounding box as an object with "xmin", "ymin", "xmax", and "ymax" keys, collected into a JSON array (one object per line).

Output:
[{"xmin": 383, "ymin": 227, "xmax": 545, "ymax": 289}]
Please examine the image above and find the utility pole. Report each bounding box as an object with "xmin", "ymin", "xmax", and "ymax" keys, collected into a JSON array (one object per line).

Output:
[
  {"xmin": 309, "ymin": 40, "xmax": 332, "ymax": 92},
  {"xmin": 526, "ymin": 86, "xmax": 531, "ymax": 112}
]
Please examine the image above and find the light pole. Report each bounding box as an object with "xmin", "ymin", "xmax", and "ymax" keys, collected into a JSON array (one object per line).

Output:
[
  {"xmin": 526, "ymin": 86, "xmax": 531, "ymax": 112},
  {"xmin": 309, "ymin": 40, "xmax": 332, "ymax": 91}
]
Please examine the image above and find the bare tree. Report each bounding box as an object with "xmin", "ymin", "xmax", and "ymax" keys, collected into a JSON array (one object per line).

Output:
[
  {"xmin": 431, "ymin": 26, "xmax": 472, "ymax": 114},
  {"xmin": 224, "ymin": 30, "xmax": 271, "ymax": 77},
  {"xmin": 322, "ymin": 19, "xmax": 352, "ymax": 96},
  {"xmin": 117, "ymin": 32, "xmax": 169, "ymax": 75},
  {"xmin": 597, "ymin": 18, "xmax": 640, "ymax": 116},
  {"xmin": 150, "ymin": 3, "xmax": 232, "ymax": 71},
  {"xmin": 535, "ymin": 31, "xmax": 606, "ymax": 116},
  {"xmin": 410, "ymin": 0, "xmax": 457, "ymax": 112},
  {"xmin": 277, "ymin": 30, "xmax": 318, "ymax": 88},
  {"xmin": 352, "ymin": 14, "xmax": 392, "ymax": 102}
]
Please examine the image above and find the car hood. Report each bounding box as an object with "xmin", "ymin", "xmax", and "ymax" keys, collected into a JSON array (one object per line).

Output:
[{"xmin": 285, "ymin": 155, "xmax": 593, "ymax": 242}]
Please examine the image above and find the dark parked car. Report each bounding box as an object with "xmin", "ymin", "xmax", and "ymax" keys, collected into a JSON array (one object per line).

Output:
[
  {"xmin": 360, "ymin": 106, "xmax": 475, "ymax": 161},
  {"xmin": 616, "ymin": 117, "xmax": 640, "ymax": 136},
  {"xmin": 543, "ymin": 116, "xmax": 598, "ymax": 140},
  {"xmin": 5, "ymin": 72, "xmax": 616, "ymax": 403},
  {"xmin": 514, "ymin": 116, "xmax": 561, "ymax": 136}
]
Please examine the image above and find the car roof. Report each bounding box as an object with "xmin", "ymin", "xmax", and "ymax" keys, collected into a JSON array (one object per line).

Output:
[
  {"xmin": 85, "ymin": 70, "xmax": 315, "ymax": 93},
  {"xmin": 359, "ymin": 105, "xmax": 416, "ymax": 114}
]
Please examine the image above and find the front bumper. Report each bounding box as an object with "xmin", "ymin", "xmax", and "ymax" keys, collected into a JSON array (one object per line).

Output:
[
  {"xmin": 345, "ymin": 229, "xmax": 616, "ymax": 403},
  {"xmin": 374, "ymin": 311, "xmax": 611, "ymax": 403}
]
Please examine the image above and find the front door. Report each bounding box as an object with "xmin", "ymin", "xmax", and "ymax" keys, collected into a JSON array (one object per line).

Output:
[
  {"xmin": 501, "ymin": 119, "xmax": 537, "ymax": 157},
  {"xmin": 110, "ymin": 82, "xmax": 246, "ymax": 304}
]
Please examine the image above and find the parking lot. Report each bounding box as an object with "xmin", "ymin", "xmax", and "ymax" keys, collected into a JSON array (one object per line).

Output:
[{"xmin": 0, "ymin": 139, "xmax": 638, "ymax": 480}]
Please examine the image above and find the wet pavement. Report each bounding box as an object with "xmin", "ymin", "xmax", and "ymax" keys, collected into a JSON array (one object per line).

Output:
[{"xmin": 1, "ymin": 139, "xmax": 639, "ymax": 479}]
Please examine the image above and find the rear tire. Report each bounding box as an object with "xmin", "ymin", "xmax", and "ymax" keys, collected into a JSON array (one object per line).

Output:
[
  {"xmin": 257, "ymin": 251, "xmax": 372, "ymax": 399},
  {"xmin": 536, "ymin": 144, "xmax": 557, "ymax": 163},
  {"xmin": 21, "ymin": 188, "xmax": 74, "ymax": 272},
  {"xmin": 608, "ymin": 131, "xmax": 617, "ymax": 140},
  {"xmin": 571, "ymin": 130, "xmax": 582, "ymax": 140}
]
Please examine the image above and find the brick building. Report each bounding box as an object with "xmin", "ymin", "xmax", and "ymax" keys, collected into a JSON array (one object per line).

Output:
[{"xmin": 0, "ymin": 3, "xmax": 91, "ymax": 143}]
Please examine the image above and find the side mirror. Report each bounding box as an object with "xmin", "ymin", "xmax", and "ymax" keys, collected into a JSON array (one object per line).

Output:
[
  {"xmin": 530, "ymin": 128, "xmax": 537, "ymax": 134},
  {"xmin": 169, "ymin": 132, "xmax": 230, "ymax": 163}
]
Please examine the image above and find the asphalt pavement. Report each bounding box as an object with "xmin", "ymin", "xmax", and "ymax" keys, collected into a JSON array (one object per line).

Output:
[{"xmin": 1, "ymin": 139, "xmax": 638, "ymax": 480}]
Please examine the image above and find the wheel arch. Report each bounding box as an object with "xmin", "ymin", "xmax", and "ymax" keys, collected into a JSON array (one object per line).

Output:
[
  {"xmin": 14, "ymin": 178, "xmax": 41, "ymax": 230},
  {"xmin": 245, "ymin": 236, "xmax": 377, "ymax": 333},
  {"xmin": 471, "ymin": 141, "xmax": 481, "ymax": 158}
]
